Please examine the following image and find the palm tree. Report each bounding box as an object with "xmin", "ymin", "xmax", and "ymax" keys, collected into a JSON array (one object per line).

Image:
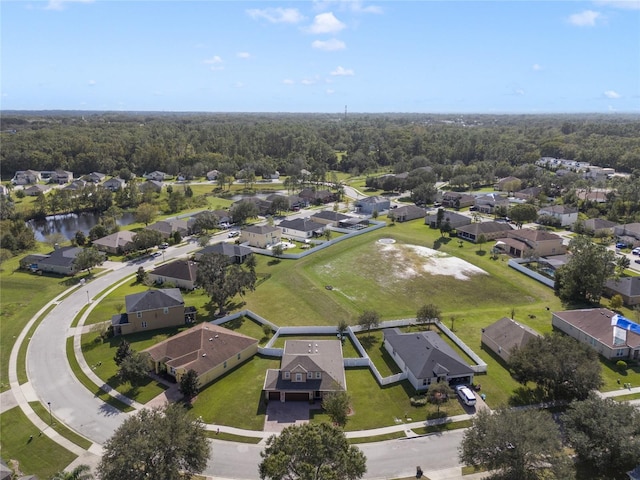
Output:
[{"xmin": 50, "ymin": 464, "xmax": 93, "ymax": 480}]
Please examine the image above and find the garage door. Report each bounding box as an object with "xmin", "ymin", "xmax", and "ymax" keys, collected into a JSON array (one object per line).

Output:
[
  {"xmin": 285, "ymin": 392, "xmax": 309, "ymax": 402},
  {"xmin": 268, "ymin": 391, "xmax": 280, "ymax": 401}
]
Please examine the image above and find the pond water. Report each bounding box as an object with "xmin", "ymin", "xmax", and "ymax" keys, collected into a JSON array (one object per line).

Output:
[{"xmin": 27, "ymin": 211, "xmax": 137, "ymax": 242}]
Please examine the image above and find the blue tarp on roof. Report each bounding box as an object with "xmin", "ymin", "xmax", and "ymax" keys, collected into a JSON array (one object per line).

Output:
[{"xmin": 611, "ymin": 314, "xmax": 640, "ymax": 336}]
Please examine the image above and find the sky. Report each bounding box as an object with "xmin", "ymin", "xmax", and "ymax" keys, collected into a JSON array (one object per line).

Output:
[{"xmin": 1, "ymin": 0, "xmax": 639, "ymax": 114}]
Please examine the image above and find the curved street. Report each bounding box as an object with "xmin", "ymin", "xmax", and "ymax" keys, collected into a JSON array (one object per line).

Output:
[{"xmin": 10, "ymin": 233, "xmax": 478, "ymax": 480}]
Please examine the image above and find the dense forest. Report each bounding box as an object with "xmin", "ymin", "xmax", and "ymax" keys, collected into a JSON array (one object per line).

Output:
[{"xmin": 2, "ymin": 112, "xmax": 640, "ymax": 181}]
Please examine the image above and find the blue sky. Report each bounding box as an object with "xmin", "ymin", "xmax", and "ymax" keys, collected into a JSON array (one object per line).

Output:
[{"xmin": 2, "ymin": 0, "xmax": 639, "ymax": 113}]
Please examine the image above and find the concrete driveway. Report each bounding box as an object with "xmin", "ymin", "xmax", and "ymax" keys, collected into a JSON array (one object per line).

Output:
[{"xmin": 263, "ymin": 401, "xmax": 322, "ymax": 432}]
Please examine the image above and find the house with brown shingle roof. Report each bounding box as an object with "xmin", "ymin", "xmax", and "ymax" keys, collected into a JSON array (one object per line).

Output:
[
  {"xmin": 552, "ymin": 308, "xmax": 640, "ymax": 360},
  {"xmin": 425, "ymin": 210, "xmax": 471, "ymax": 230},
  {"xmin": 148, "ymin": 260, "xmax": 199, "ymax": 290},
  {"xmin": 481, "ymin": 317, "xmax": 541, "ymax": 363},
  {"xmin": 456, "ymin": 221, "xmax": 513, "ymax": 243},
  {"xmin": 582, "ymin": 218, "xmax": 617, "ymax": 236},
  {"xmin": 392, "ymin": 205, "xmax": 427, "ymax": 222},
  {"xmin": 263, "ymin": 340, "xmax": 346, "ymax": 403},
  {"xmin": 497, "ymin": 229, "xmax": 566, "ymax": 258},
  {"xmin": 144, "ymin": 323, "xmax": 258, "ymax": 386},
  {"xmin": 92, "ymin": 230, "xmax": 136, "ymax": 254}
]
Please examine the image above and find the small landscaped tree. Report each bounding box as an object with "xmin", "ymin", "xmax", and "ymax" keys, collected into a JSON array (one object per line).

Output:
[
  {"xmin": 118, "ymin": 351, "xmax": 150, "ymax": 385},
  {"xmin": 357, "ymin": 310, "xmax": 380, "ymax": 339},
  {"xmin": 74, "ymin": 246, "xmax": 103, "ymax": 275},
  {"xmin": 476, "ymin": 234, "xmax": 487, "ymax": 253},
  {"xmin": 179, "ymin": 369, "xmax": 200, "ymax": 404},
  {"xmin": 322, "ymin": 390, "xmax": 351, "ymax": 427},
  {"xmin": 416, "ymin": 304, "xmax": 441, "ymax": 330},
  {"xmin": 114, "ymin": 339, "xmax": 133, "ymax": 366},
  {"xmin": 610, "ymin": 294, "xmax": 624, "ymax": 311},
  {"xmin": 337, "ymin": 318, "xmax": 349, "ymax": 340},
  {"xmin": 427, "ymin": 382, "xmax": 454, "ymax": 414},
  {"xmin": 272, "ymin": 243, "xmax": 284, "ymax": 259}
]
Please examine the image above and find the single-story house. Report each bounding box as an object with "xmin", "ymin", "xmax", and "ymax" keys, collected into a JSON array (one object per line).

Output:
[
  {"xmin": 576, "ymin": 189, "xmax": 610, "ymax": 204},
  {"xmin": 144, "ymin": 171, "xmax": 169, "ymax": 181},
  {"xmin": 310, "ymin": 210, "xmax": 351, "ymax": 226},
  {"xmin": 513, "ymin": 186, "xmax": 543, "ymax": 201},
  {"xmin": 537, "ymin": 205, "xmax": 579, "ymax": 227},
  {"xmin": 241, "ymin": 224, "xmax": 281, "ymax": 248},
  {"xmin": 62, "ymin": 180, "xmax": 87, "ymax": 192},
  {"xmin": 474, "ymin": 193, "xmax": 510, "ymax": 215},
  {"xmin": 19, "ymin": 246, "xmax": 91, "ymax": 276},
  {"xmin": 24, "ymin": 184, "xmax": 50, "ymax": 196},
  {"xmin": 355, "ymin": 196, "xmax": 390, "ymax": 215},
  {"xmin": 233, "ymin": 196, "xmax": 274, "ymax": 216},
  {"xmin": 139, "ymin": 180, "xmax": 163, "ymax": 193},
  {"xmin": 11, "ymin": 170, "xmax": 41, "ymax": 185},
  {"xmin": 604, "ymin": 277, "xmax": 640, "ymax": 307},
  {"xmin": 147, "ymin": 219, "xmax": 190, "ymax": 239},
  {"xmin": 298, "ymin": 188, "xmax": 335, "ymax": 205},
  {"xmin": 481, "ymin": 317, "xmax": 541, "ymax": 363},
  {"xmin": 103, "ymin": 177, "xmax": 126, "ymax": 191},
  {"xmin": 338, "ymin": 217, "xmax": 369, "ymax": 230},
  {"xmin": 82, "ymin": 172, "xmax": 106, "ymax": 183},
  {"xmin": 425, "ymin": 210, "xmax": 471, "ymax": 230},
  {"xmin": 582, "ymin": 218, "xmax": 617, "ymax": 236},
  {"xmin": 92, "ymin": 230, "xmax": 136, "ymax": 254},
  {"xmin": 111, "ymin": 288, "xmax": 196, "ymax": 336},
  {"xmin": 278, "ymin": 218, "xmax": 325, "ymax": 241},
  {"xmin": 441, "ymin": 192, "xmax": 475, "ymax": 209},
  {"xmin": 194, "ymin": 243, "xmax": 253, "ymax": 264},
  {"xmin": 144, "ymin": 323, "xmax": 258, "ymax": 386},
  {"xmin": 552, "ymin": 308, "xmax": 640, "ymax": 361},
  {"xmin": 206, "ymin": 170, "xmax": 219, "ymax": 181},
  {"xmin": 148, "ymin": 260, "xmax": 199, "ymax": 290},
  {"xmin": 456, "ymin": 221, "xmax": 513, "ymax": 243},
  {"xmin": 392, "ymin": 205, "xmax": 427, "ymax": 222},
  {"xmin": 494, "ymin": 176, "xmax": 521, "ymax": 191},
  {"xmin": 262, "ymin": 171, "xmax": 280, "ymax": 180},
  {"xmin": 263, "ymin": 340, "xmax": 346, "ymax": 403},
  {"xmin": 496, "ymin": 229, "xmax": 566, "ymax": 258},
  {"xmin": 383, "ymin": 328, "xmax": 474, "ymax": 391}
]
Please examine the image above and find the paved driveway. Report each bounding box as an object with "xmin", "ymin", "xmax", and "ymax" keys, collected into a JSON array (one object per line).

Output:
[{"xmin": 263, "ymin": 401, "xmax": 322, "ymax": 432}]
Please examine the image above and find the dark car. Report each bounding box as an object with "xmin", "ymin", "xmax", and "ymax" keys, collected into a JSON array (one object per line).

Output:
[
  {"xmin": 616, "ymin": 242, "xmax": 627, "ymax": 249},
  {"xmin": 635, "ymin": 259, "xmax": 640, "ymax": 264}
]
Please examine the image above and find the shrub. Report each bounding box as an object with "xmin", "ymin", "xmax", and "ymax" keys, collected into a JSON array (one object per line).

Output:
[
  {"xmin": 616, "ymin": 360, "xmax": 627, "ymax": 372},
  {"xmin": 410, "ymin": 395, "xmax": 428, "ymax": 406}
]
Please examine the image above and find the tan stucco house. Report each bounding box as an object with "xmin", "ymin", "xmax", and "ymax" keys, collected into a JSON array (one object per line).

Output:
[{"xmin": 241, "ymin": 224, "xmax": 281, "ymax": 248}]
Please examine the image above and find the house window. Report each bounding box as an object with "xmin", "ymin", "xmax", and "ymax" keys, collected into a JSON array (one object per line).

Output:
[
  {"xmin": 284, "ymin": 371, "xmax": 290, "ymax": 379},
  {"xmin": 163, "ymin": 307, "xmax": 169, "ymax": 314},
  {"xmin": 136, "ymin": 312, "xmax": 142, "ymax": 318},
  {"xmin": 315, "ymin": 372, "xmax": 321, "ymax": 379},
  {"xmin": 141, "ymin": 321, "xmax": 147, "ymax": 328},
  {"xmin": 223, "ymin": 361, "xmax": 227, "ymax": 369},
  {"xmin": 423, "ymin": 379, "xmax": 427, "ymax": 386},
  {"xmin": 237, "ymin": 353, "xmax": 241, "ymax": 360},
  {"xmin": 307, "ymin": 372, "xmax": 313, "ymax": 379},
  {"xmin": 295, "ymin": 373, "xmax": 302, "ymax": 382}
]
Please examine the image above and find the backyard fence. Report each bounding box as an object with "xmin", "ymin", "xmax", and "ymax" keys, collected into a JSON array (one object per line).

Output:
[{"xmin": 508, "ymin": 258, "xmax": 555, "ymax": 288}]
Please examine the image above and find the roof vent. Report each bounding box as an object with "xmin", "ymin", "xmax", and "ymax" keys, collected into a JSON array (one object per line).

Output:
[
  {"xmin": 215, "ymin": 334, "xmax": 219, "ymax": 338},
  {"xmin": 202, "ymin": 353, "xmax": 207, "ymax": 357},
  {"xmin": 209, "ymin": 338, "xmax": 213, "ymax": 341}
]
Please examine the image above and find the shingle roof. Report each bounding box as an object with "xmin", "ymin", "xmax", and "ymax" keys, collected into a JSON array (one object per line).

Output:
[
  {"xmin": 243, "ymin": 224, "xmax": 279, "ymax": 235},
  {"xmin": 311, "ymin": 210, "xmax": 350, "ymax": 222},
  {"xmin": 357, "ymin": 195, "xmax": 388, "ymax": 205},
  {"xmin": 605, "ymin": 277, "xmax": 640, "ymax": 298},
  {"xmin": 384, "ymin": 329, "xmax": 474, "ymax": 379},
  {"xmin": 149, "ymin": 260, "xmax": 198, "ymax": 282},
  {"xmin": 482, "ymin": 317, "xmax": 541, "ymax": 357},
  {"xmin": 278, "ymin": 218, "xmax": 325, "ymax": 232},
  {"xmin": 125, "ymin": 288, "xmax": 184, "ymax": 313},
  {"xmin": 143, "ymin": 323, "xmax": 258, "ymax": 377},
  {"xmin": 507, "ymin": 228, "xmax": 561, "ymax": 242},
  {"xmin": 583, "ymin": 218, "xmax": 617, "ymax": 231},
  {"xmin": 197, "ymin": 242, "xmax": 252, "ymax": 259},
  {"xmin": 457, "ymin": 222, "xmax": 513, "ymax": 236},
  {"xmin": 539, "ymin": 205, "xmax": 578, "ymax": 215},
  {"xmin": 554, "ymin": 308, "xmax": 640, "ymax": 349},
  {"xmin": 92, "ymin": 230, "xmax": 136, "ymax": 249},
  {"xmin": 39, "ymin": 246, "xmax": 82, "ymax": 267}
]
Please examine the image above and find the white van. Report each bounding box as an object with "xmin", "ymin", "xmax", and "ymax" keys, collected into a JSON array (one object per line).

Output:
[{"xmin": 455, "ymin": 385, "xmax": 477, "ymax": 407}]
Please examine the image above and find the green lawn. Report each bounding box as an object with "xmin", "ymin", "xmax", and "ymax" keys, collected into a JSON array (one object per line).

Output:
[{"xmin": 0, "ymin": 406, "xmax": 76, "ymax": 479}]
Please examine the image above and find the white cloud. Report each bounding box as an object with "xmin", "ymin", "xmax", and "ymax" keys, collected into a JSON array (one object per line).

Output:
[
  {"xmin": 306, "ymin": 12, "xmax": 346, "ymax": 34},
  {"xmin": 330, "ymin": 66, "xmax": 355, "ymax": 76},
  {"xmin": 515, "ymin": 89, "xmax": 525, "ymax": 96},
  {"xmin": 313, "ymin": 0, "xmax": 383, "ymax": 14},
  {"xmin": 88, "ymin": 79, "xmax": 96, "ymax": 86},
  {"xmin": 594, "ymin": 0, "xmax": 640, "ymax": 10},
  {"xmin": 301, "ymin": 78, "xmax": 317, "ymax": 85},
  {"xmin": 604, "ymin": 90, "xmax": 621, "ymax": 98},
  {"xmin": 312, "ymin": 39, "xmax": 346, "ymax": 51},
  {"xmin": 45, "ymin": 0, "xmax": 93, "ymax": 10},
  {"xmin": 532, "ymin": 63, "xmax": 543, "ymax": 71},
  {"xmin": 203, "ymin": 56, "xmax": 224, "ymax": 71},
  {"xmin": 246, "ymin": 8, "xmax": 304, "ymax": 24},
  {"xmin": 326, "ymin": 89, "xmax": 335, "ymax": 95},
  {"xmin": 568, "ymin": 10, "xmax": 602, "ymax": 26},
  {"xmin": 237, "ymin": 52, "xmax": 251, "ymax": 59},
  {"xmin": 283, "ymin": 79, "xmax": 295, "ymax": 85}
]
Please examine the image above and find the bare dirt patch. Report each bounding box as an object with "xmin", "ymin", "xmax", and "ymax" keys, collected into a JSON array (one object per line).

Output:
[{"xmin": 377, "ymin": 243, "xmax": 488, "ymax": 281}]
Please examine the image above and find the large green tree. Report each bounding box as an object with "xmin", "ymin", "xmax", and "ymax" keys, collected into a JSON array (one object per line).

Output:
[
  {"xmin": 118, "ymin": 351, "xmax": 150, "ymax": 385},
  {"xmin": 459, "ymin": 407, "xmax": 574, "ymax": 480},
  {"xmin": 230, "ymin": 200, "xmax": 259, "ymax": 225},
  {"xmin": 196, "ymin": 252, "xmax": 256, "ymax": 314},
  {"xmin": 259, "ymin": 422, "xmax": 366, "ymax": 480},
  {"xmin": 73, "ymin": 246, "xmax": 103, "ymax": 275},
  {"xmin": 322, "ymin": 391, "xmax": 351, "ymax": 427},
  {"xmin": 179, "ymin": 369, "xmax": 200, "ymax": 404},
  {"xmin": 134, "ymin": 202, "xmax": 157, "ymax": 226},
  {"xmin": 133, "ymin": 229, "xmax": 163, "ymax": 251},
  {"xmin": 508, "ymin": 333, "xmax": 602, "ymax": 401},
  {"xmin": 508, "ymin": 203, "xmax": 538, "ymax": 228},
  {"xmin": 97, "ymin": 403, "xmax": 210, "ymax": 480},
  {"xmin": 554, "ymin": 235, "xmax": 615, "ymax": 304},
  {"xmin": 562, "ymin": 394, "xmax": 640, "ymax": 478}
]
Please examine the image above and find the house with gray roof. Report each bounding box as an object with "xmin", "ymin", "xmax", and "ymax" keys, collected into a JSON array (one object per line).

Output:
[
  {"xmin": 144, "ymin": 171, "xmax": 170, "ymax": 181},
  {"xmin": 614, "ymin": 223, "xmax": 640, "ymax": 244},
  {"xmin": 425, "ymin": 210, "xmax": 471, "ymax": 230},
  {"xmin": 263, "ymin": 340, "xmax": 346, "ymax": 403},
  {"xmin": 92, "ymin": 230, "xmax": 136, "ymax": 254},
  {"xmin": 456, "ymin": 221, "xmax": 513, "ymax": 243},
  {"xmin": 82, "ymin": 172, "xmax": 106, "ymax": 183},
  {"xmin": 474, "ymin": 193, "xmax": 510, "ymax": 214},
  {"xmin": 582, "ymin": 218, "xmax": 617, "ymax": 236},
  {"xmin": 310, "ymin": 210, "xmax": 351, "ymax": 226},
  {"xmin": 50, "ymin": 170, "xmax": 73, "ymax": 184},
  {"xmin": 112, "ymin": 288, "xmax": 196, "ymax": 335},
  {"xmin": 194, "ymin": 242, "xmax": 253, "ymax": 264},
  {"xmin": 383, "ymin": 329, "xmax": 474, "ymax": 391},
  {"xmin": 147, "ymin": 218, "xmax": 190, "ymax": 239},
  {"xmin": 481, "ymin": 317, "xmax": 541, "ymax": 363},
  {"xmin": 278, "ymin": 218, "xmax": 325, "ymax": 241},
  {"xmin": 441, "ymin": 192, "xmax": 475, "ymax": 209},
  {"xmin": 139, "ymin": 179, "xmax": 163, "ymax": 193},
  {"xmin": 537, "ymin": 205, "xmax": 579, "ymax": 227},
  {"xmin": 298, "ymin": 188, "xmax": 335, "ymax": 205},
  {"xmin": 19, "ymin": 246, "xmax": 93, "ymax": 276},
  {"xmin": 103, "ymin": 177, "xmax": 126, "ymax": 191},
  {"xmin": 24, "ymin": 184, "xmax": 50, "ymax": 196},
  {"xmin": 604, "ymin": 277, "xmax": 640, "ymax": 307},
  {"xmin": 552, "ymin": 308, "xmax": 640, "ymax": 361},
  {"xmin": 241, "ymin": 224, "xmax": 281, "ymax": 248},
  {"xmin": 144, "ymin": 323, "xmax": 258, "ymax": 387},
  {"xmin": 392, "ymin": 205, "xmax": 427, "ymax": 222},
  {"xmin": 355, "ymin": 195, "xmax": 390, "ymax": 215},
  {"xmin": 148, "ymin": 260, "xmax": 199, "ymax": 290}
]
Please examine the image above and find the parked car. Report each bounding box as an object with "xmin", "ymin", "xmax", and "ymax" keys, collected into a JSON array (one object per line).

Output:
[
  {"xmin": 632, "ymin": 247, "xmax": 640, "ymax": 255},
  {"xmin": 455, "ymin": 385, "xmax": 477, "ymax": 407},
  {"xmin": 616, "ymin": 242, "xmax": 627, "ymax": 249},
  {"xmin": 159, "ymin": 242, "xmax": 169, "ymax": 249},
  {"xmin": 228, "ymin": 230, "xmax": 240, "ymax": 238},
  {"xmin": 635, "ymin": 259, "xmax": 640, "ymax": 264}
]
